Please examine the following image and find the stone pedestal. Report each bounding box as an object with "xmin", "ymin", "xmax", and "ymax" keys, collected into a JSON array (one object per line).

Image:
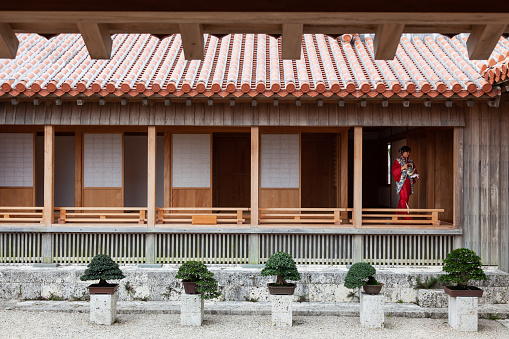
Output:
[
  {"xmin": 180, "ymin": 294, "xmax": 204, "ymax": 326},
  {"xmin": 448, "ymin": 295, "xmax": 478, "ymax": 331},
  {"xmin": 360, "ymin": 292, "xmax": 385, "ymax": 329},
  {"xmin": 271, "ymin": 295, "xmax": 293, "ymax": 327},
  {"xmin": 90, "ymin": 292, "xmax": 118, "ymax": 325}
]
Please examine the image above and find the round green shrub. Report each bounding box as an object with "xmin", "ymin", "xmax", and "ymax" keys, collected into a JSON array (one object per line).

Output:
[
  {"xmin": 175, "ymin": 261, "xmax": 220, "ymax": 300},
  {"xmin": 261, "ymin": 252, "xmax": 301, "ymax": 285},
  {"xmin": 439, "ymin": 248, "xmax": 487, "ymax": 287},
  {"xmin": 80, "ymin": 254, "xmax": 125, "ymax": 286},
  {"xmin": 344, "ymin": 262, "xmax": 378, "ymax": 289}
]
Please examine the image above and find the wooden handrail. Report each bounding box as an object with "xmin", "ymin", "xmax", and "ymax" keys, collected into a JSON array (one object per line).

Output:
[{"xmin": 157, "ymin": 207, "xmax": 250, "ymax": 225}]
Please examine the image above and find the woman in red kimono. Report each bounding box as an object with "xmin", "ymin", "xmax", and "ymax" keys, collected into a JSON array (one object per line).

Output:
[{"xmin": 391, "ymin": 146, "xmax": 418, "ymax": 219}]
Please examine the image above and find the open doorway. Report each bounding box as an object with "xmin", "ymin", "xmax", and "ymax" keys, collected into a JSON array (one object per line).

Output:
[{"xmin": 212, "ymin": 133, "xmax": 250, "ymax": 208}]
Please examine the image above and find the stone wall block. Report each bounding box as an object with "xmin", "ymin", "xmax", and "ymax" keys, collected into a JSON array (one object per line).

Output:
[
  {"xmin": 180, "ymin": 294, "xmax": 204, "ymax": 326},
  {"xmin": 90, "ymin": 292, "xmax": 118, "ymax": 325},
  {"xmin": 360, "ymin": 292, "xmax": 385, "ymax": 329},
  {"xmin": 271, "ymin": 295, "xmax": 293, "ymax": 327},
  {"xmin": 448, "ymin": 295, "xmax": 478, "ymax": 331},
  {"xmin": 417, "ymin": 289, "xmax": 448, "ymax": 308}
]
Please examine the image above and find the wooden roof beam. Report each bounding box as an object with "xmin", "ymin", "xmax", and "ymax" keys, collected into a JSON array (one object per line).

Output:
[
  {"xmin": 374, "ymin": 24, "xmax": 405, "ymax": 60},
  {"xmin": 77, "ymin": 23, "xmax": 112, "ymax": 59},
  {"xmin": 179, "ymin": 23, "xmax": 204, "ymax": 60},
  {"xmin": 282, "ymin": 24, "xmax": 303, "ymax": 60},
  {"xmin": 467, "ymin": 24, "xmax": 507, "ymax": 60},
  {"xmin": 0, "ymin": 23, "xmax": 19, "ymax": 59}
]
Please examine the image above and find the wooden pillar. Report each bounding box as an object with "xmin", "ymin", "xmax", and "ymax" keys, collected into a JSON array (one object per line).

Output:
[
  {"xmin": 163, "ymin": 130, "xmax": 171, "ymax": 208},
  {"xmin": 74, "ymin": 129, "xmax": 82, "ymax": 207},
  {"xmin": 341, "ymin": 129, "xmax": 349, "ymax": 219},
  {"xmin": 453, "ymin": 127, "xmax": 464, "ymax": 248},
  {"xmin": 353, "ymin": 126, "xmax": 362, "ymax": 228},
  {"xmin": 353, "ymin": 126, "xmax": 363, "ymax": 263},
  {"xmin": 251, "ymin": 126, "xmax": 259, "ymax": 226},
  {"xmin": 147, "ymin": 126, "xmax": 157, "ymax": 227},
  {"xmin": 43, "ymin": 125, "xmax": 54, "ymax": 226},
  {"xmin": 249, "ymin": 127, "xmax": 260, "ymax": 264}
]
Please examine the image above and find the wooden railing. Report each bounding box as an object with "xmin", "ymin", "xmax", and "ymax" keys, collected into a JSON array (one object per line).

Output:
[
  {"xmin": 362, "ymin": 208, "xmax": 445, "ymax": 226},
  {"xmin": 55, "ymin": 207, "xmax": 148, "ymax": 224},
  {"xmin": 156, "ymin": 208, "xmax": 250, "ymax": 225},
  {"xmin": 0, "ymin": 207, "xmax": 44, "ymax": 223},
  {"xmin": 259, "ymin": 208, "xmax": 352, "ymax": 225}
]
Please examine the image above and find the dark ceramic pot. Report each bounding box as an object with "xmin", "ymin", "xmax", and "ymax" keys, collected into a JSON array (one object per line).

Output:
[
  {"xmin": 182, "ymin": 281, "xmax": 199, "ymax": 294},
  {"xmin": 267, "ymin": 283, "xmax": 297, "ymax": 295},
  {"xmin": 443, "ymin": 286, "xmax": 483, "ymax": 298},
  {"xmin": 87, "ymin": 284, "xmax": 118, "ymax": 295},
  {"xmin": 363, "ymin": 283, "xmax": 384, "ymax": 295}
]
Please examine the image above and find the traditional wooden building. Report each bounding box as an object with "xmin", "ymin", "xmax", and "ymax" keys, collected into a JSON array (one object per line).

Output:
[{"xmin": 0, "ymin": 32, "xmax": 508, "ymax": 271}]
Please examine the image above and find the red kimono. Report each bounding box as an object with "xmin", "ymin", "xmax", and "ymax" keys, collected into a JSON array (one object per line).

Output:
[{"xmin": 391, "ymin": 156, "xmax": 416, "ymax": 218}]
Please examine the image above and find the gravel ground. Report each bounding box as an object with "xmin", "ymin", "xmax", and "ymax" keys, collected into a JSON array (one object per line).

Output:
[{"xmin": 1, "ymin": 311, "xmax": 508, "ymax": 339}]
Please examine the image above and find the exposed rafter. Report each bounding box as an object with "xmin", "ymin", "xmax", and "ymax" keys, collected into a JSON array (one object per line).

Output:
[
  {"xmin": 374, "ymin": 24, "xmax": 405, "ymax": 60},
  {"xmin": 282, "ymin": 24, "xmax": 303, "ymax": 59},
  {"xmin": 467, "ymin": 24, "xmax": 507, "ymax": 60},
  {"xmin": 179, "ymin": 23, "xmax": 204, "ymax": 60},
  {"xmin": 77, "ymin": 23, "xmax": 112, "ymax": 59},
  {"xmin": 0, "ymin": 23, "xmax": 18, "ymax": 58}
]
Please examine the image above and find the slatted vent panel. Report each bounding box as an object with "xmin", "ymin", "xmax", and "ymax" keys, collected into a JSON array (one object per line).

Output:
[
  {"xmin": 363, "ymin": 235, "xmax": 455, "ymax": 266},
  {"xmin": 53, "ymin": 233, "xmax": 146, "ymax": 264},
  {"xmin": 0, "ymin": 232, "xmax": 42, "ymax": 263},
  {"xmin": 156, "ymin": 233, "xmax": 250, "ymax": 264},
  {"xmin": 259, "ymin": 234, "xmax": 353, "ymax": 265}
]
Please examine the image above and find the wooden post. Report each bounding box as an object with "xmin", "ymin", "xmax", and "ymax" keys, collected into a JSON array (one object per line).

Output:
[
  {"xmin": 249, "ymin": 127, "xmax": 260, "ymax": 265},
  {"xmin": 251, "ymin": 127, "xmax": 259, "ymax": 226},
  {"xmin": 163, "ymin": 130, "xmax": 171, "ymax": 208},
  {"xmin": 74, "ymin": 129, "xmax": 83, "ymax": 207},
  {"xmin": 453, "ymin": 127, "xmax": 464, "ymax": 248},
  {"xmin": 145, "ymin": 233, "xmax": 156, "ymax": 264},
  {"xmin": 147, "ymin": 126, "xmax": 156, "ymax": 227},
  {"xmin": 353, "ymin": 126, "xmax": 362, "ymax": 228},
  {"xmin": 341, "ymin": 129, "xmax": 349, "ymax": 220},
  {"xmin": 352, "ymin": 127, "xmax": 363, "ymax": 263},
  {"xmin": 43, "ymin": 125, "xmax": 54, "ymax": 226}
]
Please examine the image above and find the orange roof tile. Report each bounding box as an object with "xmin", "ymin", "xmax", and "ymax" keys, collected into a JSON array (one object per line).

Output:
[{"xmin": 1, "ymin": 33, "xmax": 507, "ymax": 99}]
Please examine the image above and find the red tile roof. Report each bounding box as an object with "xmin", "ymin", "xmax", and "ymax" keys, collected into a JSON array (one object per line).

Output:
[{"xmin": 1, "ymin": 33, "xmax": 507, "ymax": 100}]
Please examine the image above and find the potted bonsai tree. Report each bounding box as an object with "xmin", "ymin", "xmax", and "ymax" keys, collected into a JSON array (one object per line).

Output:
[
  {"xmin": 80, "ymin": 253, "xmax": 125, "ymax": 294},
  {"xmin": 344, "ymin": 262, "xmax": 383, "ymax": 295},
  {"xmin": 175, "ymin": 260, "xmax": 220, "ymax": 299},
  {"xmin": 439, "ymin": 248, "xmax": 487, "ymax": 297},
  {"xmin": 261, "ymin": 251, "xmax": 301, "ymax": 295}
]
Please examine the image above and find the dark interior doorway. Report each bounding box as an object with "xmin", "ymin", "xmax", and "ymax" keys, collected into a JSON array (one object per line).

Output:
[
  {"xmin": 212, "ymin": 133, "xmax": 250, "ymax": 208},
  {"xmin": 301, "ymin": 133, "xmax": 337, "ymax": 208}
]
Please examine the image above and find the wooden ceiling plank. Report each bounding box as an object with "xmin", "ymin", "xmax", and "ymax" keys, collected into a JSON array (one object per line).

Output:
[
  {"xmin": 0, "ymin": 23, "xmax": 19, "ymax": 59},
  {"xmin": 282, "ymin": 24, "xmax": 303, "ymax": 60},
  {"xmin": 467, "ymin": 24, "xmax": 507, "ymax": 60},
  {"xmin": 374, "ymin": 24, "xmax": 405, "ymax": 60},
  {"xmin": 179, "ymin": 23, "xmax": 204, "ymax": 60},
  {"xmin": 77, "ymin": 23, "xmax": 112, "ymax": 59}
]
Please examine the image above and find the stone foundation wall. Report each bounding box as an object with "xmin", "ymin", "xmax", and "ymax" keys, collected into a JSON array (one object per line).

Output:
[{"xmin": 0, "ymin": 265, "xmax": 507, "ymax": 305}]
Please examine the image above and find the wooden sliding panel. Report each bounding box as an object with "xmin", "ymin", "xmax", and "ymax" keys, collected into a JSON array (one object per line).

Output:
[
  {"xmin": 74, "ymin": 130, "xmax": 83, "ymax": 207},
  {"xmin": 171, "ymin": 133, "xmax": 212, "ymax": 207},
  {"xmin": 0, "ymin": 132, "xmax": 36, "ymax": 207},
  {"xmin": 340, "ymin": 129, "xmax": 349, "ymax": 218},
  {"xmin": 260, "ymin": 134, "xmax": 300, "ymax": 208},
  {"xmin": 83, "ymin": 133, "xmax": 123, "ymax": 207}
]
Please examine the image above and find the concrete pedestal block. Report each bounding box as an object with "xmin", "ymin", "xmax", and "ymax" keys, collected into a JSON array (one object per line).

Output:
[
  {"xmin": 448, "ymin": 295, "xmax": 478, "ymax": 331},
  {"xmin": 90, "ymin": 292, "xmax": 118, "ymax": 325},
  {"xmin": 180, "ymin": 294, "xmax": 204, "ymax": 326},
  {"xmin": 360, "ymin": 292, "xmax": 385, "ymax": 329},
  {"xmin": 271, "ymin": 295, "xmax": 293, "ymax": 327}
]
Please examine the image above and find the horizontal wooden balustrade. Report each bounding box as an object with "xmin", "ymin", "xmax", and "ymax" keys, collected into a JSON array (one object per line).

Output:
[
  {"xmin": 156, "ymin": 207, "xmax": 250, "ymax": 225},
  {"xmin": 259, "ymin": 208, "xmax": 353, "ymax": 225},
  {"xmin": 362, "ymin": 208, "xmax": 445, "ymax": 226},
  {"xmin": 0, "ymin": 207, "xmax": 44, "ymax": 223},
  {"xmin": 55, "ymin": 207, "xmax": 148, "ymax": 224}
]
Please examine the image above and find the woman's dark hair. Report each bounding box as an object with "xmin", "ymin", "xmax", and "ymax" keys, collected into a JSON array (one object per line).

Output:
[{"xmin": 399, "ymin": 146, "xmax": 411, "ymax": 153}]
